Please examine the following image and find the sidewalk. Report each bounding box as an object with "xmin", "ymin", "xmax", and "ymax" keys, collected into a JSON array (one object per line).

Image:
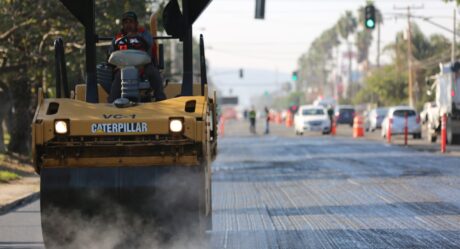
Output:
[
  {"xmin": 0, "ymin": 154, "xmax": 39, "ymax": 215},
  {"xmin": 0, "ymin": 177, "xmax": 39, "ymax": 214}
]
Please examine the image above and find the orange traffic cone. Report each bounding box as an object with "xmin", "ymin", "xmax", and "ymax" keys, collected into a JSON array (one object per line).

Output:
[
  {"xmin": 285, "ymin": 112, "xmax": 293, "ymax": 128},
  {"xmin": 353, "ymin": 115, "xmax": 364, "ymax": 138},
  {"xmin": 275, "ymin": 113, "xmax": 282, "ymax": 124},
  {"xmin": 331, "ymin": 118, "xmax": 336, "ymax": 136},
  {"xmin": 219, "ymin": 116, "xmax": 225, "ymax": 136}
]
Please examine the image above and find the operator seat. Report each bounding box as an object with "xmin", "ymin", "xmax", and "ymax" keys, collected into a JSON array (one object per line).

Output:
[{"xmin": 108, "ymin": 50, "xmax": 152, "ymax": 106}]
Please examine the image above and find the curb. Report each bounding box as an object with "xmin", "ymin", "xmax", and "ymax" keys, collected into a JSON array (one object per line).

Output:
[{"xmin": 0, "ymin": 192, "xmax": 40, "ymax": 216}]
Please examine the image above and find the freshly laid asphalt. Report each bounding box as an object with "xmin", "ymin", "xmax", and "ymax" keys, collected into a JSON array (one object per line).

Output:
[{"xmin": 1, "ymin": 120, "xmax": 460, "ymax": 248}]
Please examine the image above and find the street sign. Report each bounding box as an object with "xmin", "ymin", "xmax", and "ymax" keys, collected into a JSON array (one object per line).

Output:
[{"xmin": 220, "ymin": 96, "xmax": 239, "ymax": 105}]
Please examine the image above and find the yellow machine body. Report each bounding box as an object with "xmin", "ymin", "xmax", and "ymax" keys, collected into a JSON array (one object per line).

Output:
[
  {"xmin": 34, "ymin": 83, "xmax": 218, "ymax": 247},
  {"xmin": 32, "ymin": 83, "xmax": 217, "ymax": 169}
]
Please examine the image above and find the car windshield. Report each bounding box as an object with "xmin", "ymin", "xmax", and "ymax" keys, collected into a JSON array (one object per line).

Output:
[
  {"xmin": 303, "ymin": 109, "xmax": 324, "ymax": 115},
  {"xmin": 393, "ymin": 110, "xmax": 416, "ymax": 117}
]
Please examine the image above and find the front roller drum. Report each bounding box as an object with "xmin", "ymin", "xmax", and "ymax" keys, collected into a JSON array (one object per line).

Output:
[{"xmin": 40, "ymin": 165, "xmax": 211, "ymax": 248}]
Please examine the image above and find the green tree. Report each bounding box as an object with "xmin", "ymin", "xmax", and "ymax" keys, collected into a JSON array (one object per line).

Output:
[
  {"xmin": 0, "ymin": 0, "xmax": 152, "ymax": 155},
  {"xmin": 337, "ymin": 11, "xmax": 357, "ymax": 41},
  {"xmin": 356, "ymin": 23, "xmax": 453, "ymax": 109},
  {"xmin": 353, "ymin": 65, "xmax": 407, "ymax": 106},
  {"xmin": 443, "ymin": 0, "xmax": 460, "ymax": 4},
  {"xmin": 296, "ymin": 26, "xmax": 339, "ymax": 100}
]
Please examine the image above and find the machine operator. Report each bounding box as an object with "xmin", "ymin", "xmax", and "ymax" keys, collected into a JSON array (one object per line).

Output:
[{"xmin": 108, "ymin": 11, "xmax": 166, "ymax": 103}]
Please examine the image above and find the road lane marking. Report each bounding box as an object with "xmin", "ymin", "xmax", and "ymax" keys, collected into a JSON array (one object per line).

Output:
[{"xmin": 347, "ymin": 179, "xmax": 361, "ymax": 186}]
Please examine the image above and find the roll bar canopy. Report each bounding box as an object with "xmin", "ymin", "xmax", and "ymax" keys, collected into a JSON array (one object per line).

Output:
[{"xmin": 58, "ymin": 0, "xmax": 212, "ymax": 102}]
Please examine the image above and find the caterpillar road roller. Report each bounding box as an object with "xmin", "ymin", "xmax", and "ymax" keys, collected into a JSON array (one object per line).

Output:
[{"xmin": 32, "ymin": 0, "xmax": 217, "ymax": 247}]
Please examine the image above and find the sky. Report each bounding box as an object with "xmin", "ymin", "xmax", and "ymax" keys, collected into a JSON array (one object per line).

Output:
[{"xmin": 191, "ymin": 0, "xmax": 458, "ymax": 106}]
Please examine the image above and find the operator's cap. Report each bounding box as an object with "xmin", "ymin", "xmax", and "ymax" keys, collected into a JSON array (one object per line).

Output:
[{"xmin": 122, "ymin": 11, "xmax": 138, "ymax": 22}]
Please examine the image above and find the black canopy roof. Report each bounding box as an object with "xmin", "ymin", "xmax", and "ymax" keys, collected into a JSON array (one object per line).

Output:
[
  {"xmin": 57, "ymin": 0, "xmax": 212, "ymax": 101},
  {"xmin": 58, "ymin": 0, "xmax": 212, "ymax": 30}
]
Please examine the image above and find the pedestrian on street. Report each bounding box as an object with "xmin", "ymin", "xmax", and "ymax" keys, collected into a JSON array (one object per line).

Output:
[
  {"xmin": 327, "ymin": 105, "xmax": 334, "ymax": 129},
  {"xmin": 264, "ymin": 106, "xmax": 270, "ymax": 134},
  {"xmin": 249, "ymin": 107, "xmax": 256, "ymax": 134}
]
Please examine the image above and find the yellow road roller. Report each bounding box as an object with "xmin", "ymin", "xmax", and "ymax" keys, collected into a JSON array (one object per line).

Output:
[{"xmin": 32, "ymin": 0, "xmax": 216, "ymax": 247}]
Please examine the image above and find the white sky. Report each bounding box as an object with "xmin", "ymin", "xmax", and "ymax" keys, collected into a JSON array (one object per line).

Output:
[{"xmin": 192, "ymin": 0, "xmax": 458, "ymax": 106}]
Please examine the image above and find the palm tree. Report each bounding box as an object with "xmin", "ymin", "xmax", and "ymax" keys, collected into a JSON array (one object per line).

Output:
[
  {"xmin": 336, "ymin": 11, "xmax": 357, "ymax": 98},
  {"xmin": 337, "ymin": 11, "xmax": 357, "ymax": 41}
]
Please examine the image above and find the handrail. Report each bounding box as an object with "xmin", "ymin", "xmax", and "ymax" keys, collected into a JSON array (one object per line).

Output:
[{"xmin": 199, "ymin": 34, "xmax": 208, "ymax": 96}]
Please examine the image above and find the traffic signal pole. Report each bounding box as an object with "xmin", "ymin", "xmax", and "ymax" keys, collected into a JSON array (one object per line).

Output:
[
  {"xmin": 376, "ymin": 19, "xmax": 381, "ymax": 68},
  {"xmin": 452, "ymin": 8, "xmax": 456, "ymax": 64}
]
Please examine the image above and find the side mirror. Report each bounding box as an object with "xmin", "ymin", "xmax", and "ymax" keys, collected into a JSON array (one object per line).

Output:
[{"xmin": 158, "ymin": 44, "xmax": 164, "ymax": 70}]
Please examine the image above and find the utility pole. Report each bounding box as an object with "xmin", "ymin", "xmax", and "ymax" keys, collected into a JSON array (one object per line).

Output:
[
  {"xmin": 376, "ymin": 13, "xmax": 381, "ymax": 68},
  {"xmin": 394, "ymin": 5, "xmax": 424, "ymax": 107},
  {"xmin": 453, "ymin": 8, "xmax": 457, "ymax": 63},
  {"xmin": 348, "ymin": 41, "xmax": 352, "ymax": 99},
  {"xmin": 335, "ymin": 46, "xmax": 340, "ymax": 100}
]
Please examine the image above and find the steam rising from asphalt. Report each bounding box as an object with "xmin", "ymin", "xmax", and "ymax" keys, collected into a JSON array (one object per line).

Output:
[{"xmin": 41, "ymin": 169, "xmax": 210, "ymax": 249}]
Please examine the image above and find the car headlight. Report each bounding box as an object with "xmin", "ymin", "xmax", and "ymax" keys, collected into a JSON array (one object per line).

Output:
[
  {"xmin": 54, "ymin": 120, "xmax": 68, "ymax": 134},
  {"xmin": 169, "ymin": 119, "xmax": 183, "ymax": 133}
]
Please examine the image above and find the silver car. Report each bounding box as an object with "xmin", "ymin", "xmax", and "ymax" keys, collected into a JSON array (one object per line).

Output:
[{"xmin": 367, "ymin": 107, "xmax": 388, "ymax": 132}]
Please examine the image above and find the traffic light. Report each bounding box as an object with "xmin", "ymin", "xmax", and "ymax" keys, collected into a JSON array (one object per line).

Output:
[
  {"xmin": 255, "ymin": 0, "xmax": 265, "ymax": 19},
  {"xmin": 289, "ymin": 105, "xmax": 298, "ymax": 114},
  {"xmin": 239, "ymin": 68, "xmax": 244, "ymax": 78},
  {"xmin": 364, "ymin": 4, "xmax": 376, "ymax": 30},
  {"xmin": 292, "ymin": 71, "xmax": 298, "ymax": 81}
]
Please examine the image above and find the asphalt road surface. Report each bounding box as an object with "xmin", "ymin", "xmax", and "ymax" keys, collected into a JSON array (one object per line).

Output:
[{"xmin": 1, "ymin": 121, "xmax": 460, "ymax": 248}]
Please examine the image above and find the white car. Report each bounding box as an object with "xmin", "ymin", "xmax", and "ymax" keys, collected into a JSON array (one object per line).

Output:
[
  {"xmin": 381, "ymin": 106, "xmax": 422, "ymax": 139},
  {"xmin": 294, "ymin": 105, "xmax": 331, "ymax": 135}
]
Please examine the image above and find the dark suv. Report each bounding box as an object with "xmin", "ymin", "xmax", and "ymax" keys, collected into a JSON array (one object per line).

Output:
[{"xmin": 335, "ymin": 105, "xmax": 355, "ymax": 126}]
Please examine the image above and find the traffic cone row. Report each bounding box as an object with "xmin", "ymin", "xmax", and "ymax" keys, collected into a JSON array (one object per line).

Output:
[{"xmin": 275, "ymin": 113, "xmax": 282, "ymax": 124}]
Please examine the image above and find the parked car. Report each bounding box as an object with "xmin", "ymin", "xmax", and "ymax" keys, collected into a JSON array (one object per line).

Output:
[
  {"xmin": 335, "ymin": 105, "xmax": 355, "ymax": 126},
  {"xmin": 367, "ymin": 107, "xmax": 388, "ymax": 132},
  {"xmin": 294, "ymin": 105, "xmax": 331, "ymax": 135},
  {"xmin": 381, "ymin": 106, "xmax": 422, "ymax": 139}
]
